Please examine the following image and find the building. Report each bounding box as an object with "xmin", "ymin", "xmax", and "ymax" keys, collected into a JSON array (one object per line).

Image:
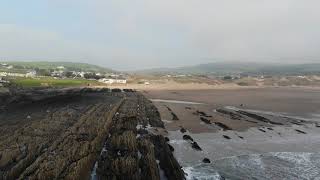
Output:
[
  {"xmin": 56, "ymin": 66, "xmax": 65, "ymax": 69},
  {"xmin": 98, "ymin": 78, "xmax": 127, "ymax": 84},
  {"xmin": 26, "ymin": 70, "xmax": 37, "ymax": 77},
  {"xmin": 51, "ymin": 70, "xmax": 64, "ymax": 77},
  {"xmin": 0, "ymin": 72, "xmax": 25, "ymax": 77}
]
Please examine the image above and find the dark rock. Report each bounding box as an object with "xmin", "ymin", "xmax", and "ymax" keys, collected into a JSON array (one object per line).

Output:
[
  {"xmin": 295, "ymin": 129, "xmax": 307, "ymax": 134},
  {"xmin": 111, "ymin": 88, "xmax": 122, "ymax": 92},
  {"xmin": 238, "ymin": 136, "xmax": 244, "ymax": 139},
  {"xmin": 151, "ymin": 135, "xmax": 185, "ymax": 180},
  {"xmin": 191, "ymin": 142, "xmax": 202, "ymax": 151},
  {"xmin": 202, "ymin": 158, "xmax": 211, "ymax": 163},
  {"xmin": 171, "ymin": 112, "xmax": 179, "ymax": 120},
  {"xmin": 196, "ymin": 110, "xmax": 212, "ymax": 117},
  {"xmin": 180, "ymin": 127, "xmax": 187, "ymax": 133},
  {"xmin": 213, "ymin": 122, "xmax": 232, "ymax": 131},
  {"xmin": 183, "ymin": 135, "xmax": 194, "ymax": 142},
  {"xmin": 165, "ymin": 106, "xmax": 172, "ymax": 112},
  {"xmin": 237, "ymin": 110, "xmax": 284, "ymax": 125},
  {"xmin": 165, "ymin": 137, "xmax": 170, "ymax": 142},
  {"xmin": 200, "ymin": 117, "xmax": 211, "ymax": 124},
  {"xmin": 137, "ymin": 128, "xmax": 149, "ymax": 135},
  {"xmin": 258, "ymin": 129, "xmax": 266, "ymax": 133},
  {"xmin": 223, "ymin": 135, "xmax": 231, "ymax": 140},
  {"xmin": 123, "ymin": 89, "xmax": 135, "ymax": 92},
  {"xmin": 267, "ymin": 127, "xmax": 273, "ymax": 130},
  {"xmin": 168, "ymin": 144, "xmax": 175, "ymax": 152},
  {"xmin": 216, "ymin": 109, "xmax": 242, "ymax": 120}
]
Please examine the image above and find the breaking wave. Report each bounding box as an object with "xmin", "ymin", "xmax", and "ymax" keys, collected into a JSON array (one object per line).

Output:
[{"xmin": 183, "ymin": 152, "xmax": 320, "ymax": 180}]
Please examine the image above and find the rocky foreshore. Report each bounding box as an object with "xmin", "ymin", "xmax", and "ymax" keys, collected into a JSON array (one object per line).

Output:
[{"xmin": 0, "ymin": 88, "xmax": 185, "ymax": 180}]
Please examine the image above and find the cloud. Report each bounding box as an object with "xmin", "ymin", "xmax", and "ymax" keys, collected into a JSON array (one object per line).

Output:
[
  {"xmin": 0, "ymin": 24, "xmax": 89, "ymax": 60},
  {"xmin": 1, "ymin": 0, "xmax": 320, "ymax": 70},
  {"xmin": 87, "ymin": 0, "xmax": 320, "ymax": 63}
]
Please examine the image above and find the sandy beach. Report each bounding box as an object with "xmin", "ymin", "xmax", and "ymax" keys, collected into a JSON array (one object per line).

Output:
[{"xmin": 141, "ymin": 85, "xmax": 320, "ymax": 179}]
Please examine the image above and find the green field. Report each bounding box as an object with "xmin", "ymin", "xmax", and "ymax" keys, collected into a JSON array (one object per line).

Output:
[
  {"xmin": 10, "ymin": 77, "xmax": 104, "ymax": 87},
  {"xmin": 0, "ymin": 61, "xmax": 114, "ymax": 73}
]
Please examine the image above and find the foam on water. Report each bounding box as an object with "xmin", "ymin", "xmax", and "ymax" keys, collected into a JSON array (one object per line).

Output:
[
  {"xmin": 183, "ymin": 152, "xmax": 320, "ymax": 180},
  {"xmin": 183, "ymin": 166, "xmax": 222, "ymax": 180}
]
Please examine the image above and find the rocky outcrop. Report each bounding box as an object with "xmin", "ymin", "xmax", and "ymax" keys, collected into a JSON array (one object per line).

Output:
[
  {"xmin": 0, "ymin": 87, "xmax": 111, "ymax": 112},
  {"xmin": 237, "ymin": 110, "xmax": 284, "ymax": 125},
  {"xmin": 0, "ymin": 88, "xmax": 120, "ymax": 180},
  {"xmin": 96, "ymin": 92, "xmax": 185, "ymax": 180},
  {"xmin": 0, "ymin": 88, "xmax": 185, "ymax": 180}
]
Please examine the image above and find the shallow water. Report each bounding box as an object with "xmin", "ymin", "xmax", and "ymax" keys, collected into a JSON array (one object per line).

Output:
[
  {"xmin": 150, "ymin": 99, "xmax": 204, "ymax": 105},
  {"xmin": 184, "ymin": 152, "xmax": 320, "ymax": 180},
  {"xmin": 168, "ymin": 123, "xmax": 320, "ymax": 179},
  {"xmin": 224, "ymin": 106, "xmax": 320, "ymax": 122}
]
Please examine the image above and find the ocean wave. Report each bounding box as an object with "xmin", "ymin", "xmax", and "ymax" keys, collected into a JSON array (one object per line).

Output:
[
  {"xmin": 183, "ymin": 166, "xmax": 223, "ymax": 180},
  {"xmin": 183, "ymin": 152, "xmax": 320, "ymax": 180}
]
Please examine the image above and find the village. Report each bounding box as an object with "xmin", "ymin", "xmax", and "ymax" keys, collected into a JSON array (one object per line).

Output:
[{"xmin": 0, "ymin": 63, "xmax": 127, "ymax": 87}]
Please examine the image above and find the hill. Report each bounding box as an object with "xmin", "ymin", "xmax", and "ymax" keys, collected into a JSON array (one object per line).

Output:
[
  {"xmin": 136, "ymin": 62, "xmax": 320, "ymax": 76},
  {"xmin": 0, "ymin": 61, "xmax": 114, "ymax": 73}
]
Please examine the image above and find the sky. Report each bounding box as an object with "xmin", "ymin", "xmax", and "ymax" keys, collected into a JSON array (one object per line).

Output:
[{"xmin": 0, "ymin": 0, "xmax": 320, "ymax": 70}]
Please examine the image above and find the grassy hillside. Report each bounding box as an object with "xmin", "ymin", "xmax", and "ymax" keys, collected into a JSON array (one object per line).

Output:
[
  {"xmin": 0, "ymin": 61, "xmax": 114, "ymax": 73},
  {"xmin": 9, "ymin": 77, "xmax": 103, "ymax": 87}
]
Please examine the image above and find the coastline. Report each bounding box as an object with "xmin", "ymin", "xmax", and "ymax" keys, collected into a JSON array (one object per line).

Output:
[{"xmin": 141, "ymin": 85, "xmax": 320, "ymax": 179}]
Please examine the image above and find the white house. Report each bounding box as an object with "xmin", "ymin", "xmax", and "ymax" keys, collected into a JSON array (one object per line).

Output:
[
  {"xmin": 26, "ymin": 70, "xmax": 37, "ymax": 77},
  {"xmin": 98, "ymin": 78, "xmax": 127, "ymax": 84},
  {"xmin": 57, "ymin": 66, "xmax": 65, "ymax": 69},
  {"xmin": 0, "ymin": 72, "xmax": 25, "ymax": 77}
]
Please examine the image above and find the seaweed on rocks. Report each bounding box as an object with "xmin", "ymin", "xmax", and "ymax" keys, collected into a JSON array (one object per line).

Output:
[
  {"xmin": 200, "ymin": 117, "xmax": 211, "ymax": 124},
  {"xmin": 237, "ymin": 110, "xmax": 284, "ymax": 125},
  {"xmin": 196, "ymin": 110, "xmax": 212, "ymax": 117},
  {"xmin": 216, "ymin": 108, "xmax": 242, "ymax": 120},
  {"xmin": 213, "ymin": 122, "xmax": 232, "ymax": 131}
]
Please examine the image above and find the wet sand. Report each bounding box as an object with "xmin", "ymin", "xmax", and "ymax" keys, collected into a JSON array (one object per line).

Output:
[
  {"xmin": 143, "ymin": 87, "xmax": 320, "ymax": 179},
  {"xmin": 144, "ymin": 88, "xmax": 320, "ymax": 134},
  {"xmin": 144, "ymin": 87, "xmax": 320, "ymax": 119}
]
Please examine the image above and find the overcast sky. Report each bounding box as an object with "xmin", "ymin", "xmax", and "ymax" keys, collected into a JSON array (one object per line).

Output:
[{"xmin": 0, "ymin": 0, "xmax": 319, "ymax": 70}]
